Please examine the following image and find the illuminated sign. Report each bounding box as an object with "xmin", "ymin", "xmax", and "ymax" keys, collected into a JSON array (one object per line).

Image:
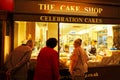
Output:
[{"xmin": 38, "ymin": 3, "xmax": 103, "ymax": 16}]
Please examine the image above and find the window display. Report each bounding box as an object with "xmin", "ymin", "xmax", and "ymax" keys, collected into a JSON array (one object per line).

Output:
[
  {"xmin": 14, "ymin": 21, "xmax": 58, "ymax": 59},
  {"xmin": 59, "ymin": 23, "xmax": 120, "ymax": 68},
  {"xmin": 14, "ymin": 21, "xmax": 120, "ymax": 69}
]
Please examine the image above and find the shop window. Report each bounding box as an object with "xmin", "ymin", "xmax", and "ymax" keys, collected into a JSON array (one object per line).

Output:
[
  {"xmin": 14, "ymin": 21, "xmax": 58, "ymax": 59},
  {"xmin": 59, "ymin": 23, "xmax": 120, "ymax": 69}
]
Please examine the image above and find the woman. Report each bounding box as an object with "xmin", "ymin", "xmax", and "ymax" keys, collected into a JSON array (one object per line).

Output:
[
  {"xmin": 69, "ymin": 38, "xmax": 88, "ymax": 80},
  {"xmin": 87, "ymin": 40, "xmax": 97, "ymax": 56},
  {"xmin": 33, "ymin": 38, "xmax": 60, "ymax": 80}
]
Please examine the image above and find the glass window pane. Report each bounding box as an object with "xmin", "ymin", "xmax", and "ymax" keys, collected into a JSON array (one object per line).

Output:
[
  {"xmin": 59, "ymin": 23, "xmax": 120, "ymax": 68},
  {"xmin": 14, "ymin": 21, "xmax": 58, "ymax": 59}
]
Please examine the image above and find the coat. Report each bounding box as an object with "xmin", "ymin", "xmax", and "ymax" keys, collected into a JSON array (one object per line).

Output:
[
  {"xmin": 33, "ymin": 47, "xmax": 59, "ymax": 80},
  {"xmin": 6, "ymin": 44, "xmax": 32, "ymax": 80}
]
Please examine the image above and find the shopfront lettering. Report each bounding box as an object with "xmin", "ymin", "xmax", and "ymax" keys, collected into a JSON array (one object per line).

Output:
[
  {"xmin": 60, "ymin": 5, "xmax": 80, "ymax": 11},
  {"xmin": 38, "ymin": 3, "xmax": 103, "ymax": 16},
  {"xmin": 84, "ymin": 7, "xmax": 103, "ymax": 14},
  {"xmin": 84, "ymin": 18, "xmax": 103, "ymax": 23},
  {"xmin": 60, "ymin": 72, "xmax": 99, "ymax": 79},
  {"xmin": 85, "ymin": 72, "xmax": 99, "ymax": 78},
  {"xmin": 39, "ymin": 16, "xmax": 103, "ymax": 23},
  {"xmin": 38, "ymin": 4, "xmax": 55, "ymax": 10}
]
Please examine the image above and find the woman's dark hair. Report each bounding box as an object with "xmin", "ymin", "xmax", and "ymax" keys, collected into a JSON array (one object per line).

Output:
[{"xmin": 46, "ymin": 38, "xmax": 57, "ymax": 48}]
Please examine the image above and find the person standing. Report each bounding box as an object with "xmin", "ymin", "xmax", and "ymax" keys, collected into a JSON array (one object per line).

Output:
[
  {"xmin": 33, "ymin": 38, "xmax": 60, "ymax": 80},
  {"xmin": 69, "ymin": 38, "xmax": 88, "ymax": 80},
  {"xmin": 87, "ymin": 40, "xmax": 97, "ymax": 56},
  {"xmin": 6, "ymin": 39, "xmax": 34, "ymax": 80}
]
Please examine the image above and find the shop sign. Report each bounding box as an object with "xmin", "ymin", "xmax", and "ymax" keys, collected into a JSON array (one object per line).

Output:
[
  {"xmin": 38, "ymin": 3, "xmax": 103, "ymax": 16},
  {"xmin": 39, "ymin": 15, "xmax": 103, "ymax": 23},
  {"xmin": 15, "ymin": 1, "xmax": 120, "ymax": 18},
  {"xmin": 14, "ymin": 14, "xmax": 120, "ymax": 24}
]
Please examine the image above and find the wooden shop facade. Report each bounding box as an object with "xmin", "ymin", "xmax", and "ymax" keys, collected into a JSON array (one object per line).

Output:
[{"xmin": 0, "ymin": 0, "xmax": 120, "ymax": 80}]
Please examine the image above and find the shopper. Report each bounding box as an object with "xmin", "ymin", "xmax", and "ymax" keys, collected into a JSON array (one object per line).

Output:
[
  {"xmin": 33, "ymin": 38, "xmax": 60, "ymax": 80},
  {"xmin": 5, "ymin": 39, "xmax": 34, "ymax": 80},
  {"xmin": 69, "ymin": 38, "xmax": 88, "ymax": 80}
]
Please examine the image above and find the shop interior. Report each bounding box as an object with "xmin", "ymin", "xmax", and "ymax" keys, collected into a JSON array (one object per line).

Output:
[{"xmin": 12, "ymin": 21, "xmax": 120, "ymax": 69}]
